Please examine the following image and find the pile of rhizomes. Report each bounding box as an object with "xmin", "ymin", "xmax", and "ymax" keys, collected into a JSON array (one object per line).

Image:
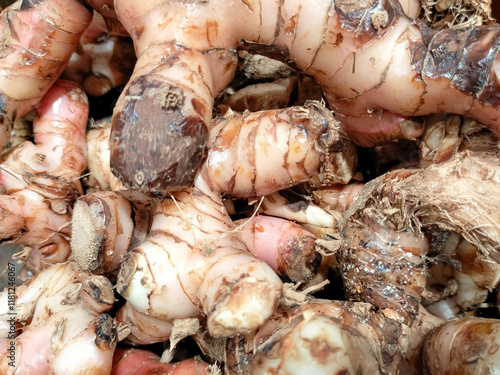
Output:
[{"xmin": 1, "ymin": 0, "xmax": 500, "ymax": 374}]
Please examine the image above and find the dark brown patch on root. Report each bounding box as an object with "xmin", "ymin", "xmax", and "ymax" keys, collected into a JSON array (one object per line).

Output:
[
  {"xmin": 422, "ymin": 26, "xmax": 500, "ymax": 104},
  {"xmin": 110, "ymin": 76, "xmax": 208, "ymax": 192},
  {"xmin": 94, "ymin": 313, "xmax": 117, "ymax": 350},
  {"xmin": 451, "ymin": 27, "xmax": 500, "ymax": 99},
  {"xmin": 19, "ymin": 0, "xmax": 43, "ymax": 11},
  {"xmin": 279, "ymin": 236, "xmax": 322, "ymax": 283},
  {"xmin": 423, "ymin": 28, "xmax": 471, "ymax": 81}
]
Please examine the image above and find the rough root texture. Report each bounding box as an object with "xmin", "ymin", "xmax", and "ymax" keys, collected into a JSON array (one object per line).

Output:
[
  {"xmin": 422, "ymin": 0, "xmax": 495, "ymax": 29},
  {"xmin": 110, "ymin": 77, "xmax": 207, "ymax": 192}
]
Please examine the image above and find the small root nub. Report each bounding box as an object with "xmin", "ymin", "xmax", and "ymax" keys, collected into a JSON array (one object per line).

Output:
[
  {"xmin": 160, "ymin": 86, "xmax": 184, "ymax": 111},
  {"xmin": 134, "ymin": 171, "xmax": 145, "ymax": 185},
  {"xmin": 372, "ymin": 10, "xmax": 389, "ymax": 32}
]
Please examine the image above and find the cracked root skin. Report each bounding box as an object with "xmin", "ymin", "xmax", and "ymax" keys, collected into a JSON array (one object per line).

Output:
[
  {"xmin": 205, "ymin": 101, "xmax": 356, "ymax": 198},
  {"xmin": 0, "ymin": 80, "xmax": 89, "ymax": 269},
  {"xmin": 0, "ymin": 0, "xmax": 92, "ymax": 152},
  {"xmin": 0, "ymin": 262, "xmax": 117, "ymax": 375},
  {"xmin": 110, "ymin": 0, "xmax": 500, "ymax": 191},
  {"xmin": 421, "ymin": 316, "xmax": 500, "ymax": 375},
  {"xmin": 115, "ymin": 173, "xmax": 282, "ymax": 342}
]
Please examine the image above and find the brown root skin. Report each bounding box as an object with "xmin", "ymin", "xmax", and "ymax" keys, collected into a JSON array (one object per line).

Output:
[
  {"xmin": 339, "ymin": 150, "xmax": 500, "ymax": 322},
  {"xmin": 278, "ymin": 236, "xmax": 321, "ymax": 283},
  {"xmin": 110, "ymin": 76, "xmax": 208, "ymax": 191},
  {"xmin": 109, "ymin": 41, "xmax": 236, "ymax": 193},
  {"xmin": 421, "ymin": 0, "xmax": 495, "ymax": 30}
]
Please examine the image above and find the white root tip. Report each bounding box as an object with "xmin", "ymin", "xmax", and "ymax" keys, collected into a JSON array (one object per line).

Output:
[
  {"xmin": 116, "ymin": 250, "xmax": 155, "ymax": 313},
  {"xmin": 207, "ymin": 277, "xmax": 281, "ymax": 337}
]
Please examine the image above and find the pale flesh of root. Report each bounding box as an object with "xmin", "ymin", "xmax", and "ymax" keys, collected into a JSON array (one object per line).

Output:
[
  {"xmin": 0, "ymin": 80, "xmax": 89, "ymax": 269},
  {"xmin": 205, "ymin": 101, "xmax": 356, "ymax": 198},
  {"xmin": 115, "ymin": 173, "xmax": 283, "ymax": 341},
  {"xmin": 0, "ymin": 0, "xmax": 92, "ymax": 152},
  {"xmin": 0, "ymin": 262, "xmax": 117, "ymax": 374},
  {"xmin": 225, "ymin": 301, "xmax": 443, "ymax": 374},
  {"xmin": 249, "ymin": 312, "xmax": 382, "ymax": 375},
  {"xmin": 421, "ymin": 316, "xmax": 500, "ymax": 374},
  {"xmin": 398, "ymin": 0, "xmax": 422, "ymax": 18},
  {"xmin": 260, "ymin": 190, "xmax": 338, "ymax": 229},
  {"xmin": 239, "ymin": 52, "xmax": 296, "ymax": 81},
  {"xmin": 222, "ymin": 76, "xmax": 298, "ymax": 112}
]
